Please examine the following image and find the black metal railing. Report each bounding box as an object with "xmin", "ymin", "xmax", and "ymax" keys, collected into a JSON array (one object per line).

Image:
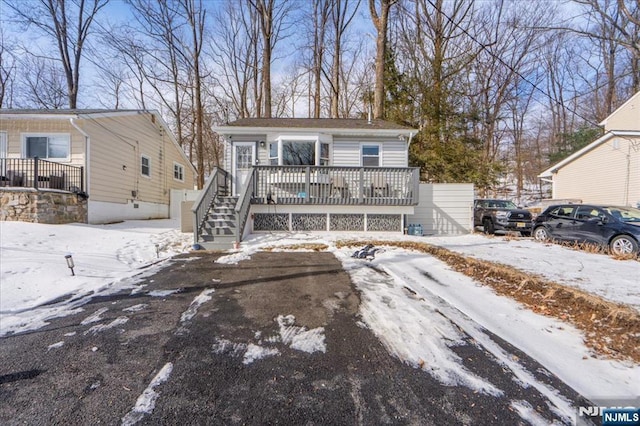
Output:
[
  {"xmin": 0, "ymin": 158, "xmax": 84, "ymax": 193},
  {"xmin": 252, "ymin": 166, "xmax": 420, "ymax": 206},
  {"xmin": 192, "ymin": 167, "xmax": 230, "ymax": 244}
]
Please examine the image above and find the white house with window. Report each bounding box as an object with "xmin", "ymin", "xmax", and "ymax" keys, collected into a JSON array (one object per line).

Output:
[
  {"xmin": 191, "ymin": 118, "xmax": 419, "ymax": 248},
  {"xmin": 0, "ymin": 109, "xmax": 195, "ymax": 224}
]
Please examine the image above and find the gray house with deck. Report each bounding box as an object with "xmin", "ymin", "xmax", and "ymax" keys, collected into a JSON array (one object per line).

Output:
[{"xmin": 193, "ymin": 118, "xmax": 420, "ymax": 249}]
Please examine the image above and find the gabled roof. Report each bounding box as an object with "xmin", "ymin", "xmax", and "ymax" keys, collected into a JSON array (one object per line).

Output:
[
  {"xmin": 538, "ymin": 130, "xmax": 640, "ymax": 178},
  {"xmin": 0, "ymin": 108, "xmax": 196, "ymax": 174},
  {"xmin": 599, "ymin": 90, "xmax": 640, "ymax": 128},
  {"xmin": 215, "ymin": 118, "xmax": 417, "ymax": 136}
]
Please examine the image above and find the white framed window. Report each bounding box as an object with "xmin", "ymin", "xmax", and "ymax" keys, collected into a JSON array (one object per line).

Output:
[
  {"xmin": 270, "ymin": 136, "xmax": 331, "ymax": 166},
  {"xmin": 320, "ymin": 143, "xmax": 330, "ymax": 166},
  {"xmin": 141, "ymin": 155, "xmax": 151, "ymax": 177},
  {"xmin": 23, "ymin": 133, "xmax": 70, "ymax": 160},
  {"xmin": 269, "ymin": 142, "xmax": 278, "ymax": 165},
  {"xmin": 361, "ymin": 144, "xmax": 380, "ymax": 167},
  {"xmin": 173, "ymin": 162, "xmax": 184, "ymax": 181}
]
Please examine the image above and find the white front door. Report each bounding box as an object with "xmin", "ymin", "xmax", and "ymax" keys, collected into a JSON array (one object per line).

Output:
[{"xmin": 233, "ymin": 142, "xmax": 256, "ymax": 196}]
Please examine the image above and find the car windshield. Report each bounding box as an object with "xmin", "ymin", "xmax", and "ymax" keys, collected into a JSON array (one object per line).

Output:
[
  {"xmin": 486, "ymin": 200, "xmax": 517, "ymax": 209},
  {"xmin": 603, "ymin": 206, "xmax": 640, "ymax": 222}
]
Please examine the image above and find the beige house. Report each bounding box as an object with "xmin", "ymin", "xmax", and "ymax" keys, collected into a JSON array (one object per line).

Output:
[
  {"xmin": 539, "ymin": 91, "xmax": 640, "ymax": 207},
  {"xmin": 0, "ymin": 109, "xmax": 195, "ymax": 223}
]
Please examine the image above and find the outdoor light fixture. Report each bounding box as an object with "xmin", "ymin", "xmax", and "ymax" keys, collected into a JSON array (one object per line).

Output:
[
  {"xmin": 65, "ymin": 254, "xmax": 75, "ymax": 276},
  {"xmin": 259, "ymin": 140, "xmax": 265, "ymax": 148},
  {"xmin": 155, "ymin": 244, "xmax": 160, "ymax": 258}
]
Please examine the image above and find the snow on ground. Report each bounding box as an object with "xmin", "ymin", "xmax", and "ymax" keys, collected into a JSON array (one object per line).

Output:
[{"xmin": 1, "ymin": 221, "xmax": 639, "ymax": 415}]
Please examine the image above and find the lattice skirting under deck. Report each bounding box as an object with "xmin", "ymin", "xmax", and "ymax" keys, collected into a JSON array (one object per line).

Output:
[{"xmin": 253, "ymin": 213, "xmax": 401, "ymax": 232}]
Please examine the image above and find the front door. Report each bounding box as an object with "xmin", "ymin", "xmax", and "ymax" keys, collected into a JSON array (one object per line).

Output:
[{"xmin": 233, "ymin": 142, "xmax": 256, "ymax": 196}]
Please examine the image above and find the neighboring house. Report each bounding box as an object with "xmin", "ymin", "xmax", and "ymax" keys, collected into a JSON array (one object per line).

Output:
[
  {"xmin": 539, "ymin": 91, "xmax": 640, "ymax": 206},
  {"xmin": 193, "ymin": 118, "xmax": 421, "ymax": 249},
  {"xmin": 0, "ymin": 109, "xmax": 196, "ymax": 224}
]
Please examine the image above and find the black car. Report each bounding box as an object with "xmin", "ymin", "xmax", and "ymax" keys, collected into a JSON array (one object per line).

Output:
[
  {"xmin": 533, "ymin": 204, "xmax": 640, "ymax": 255},
  {"xmin": 473, "ymin": 199, "xmax": 533, "ymax": 236}
]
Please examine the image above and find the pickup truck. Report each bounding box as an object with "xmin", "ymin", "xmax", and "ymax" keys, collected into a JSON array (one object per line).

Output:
[{"xmin": 474, "ymin": 199, "xmax": 533, "ymax": 236}]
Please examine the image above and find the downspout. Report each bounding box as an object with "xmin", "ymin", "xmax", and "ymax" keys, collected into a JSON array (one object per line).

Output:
[{"xmin": 70, "ymin": 117, "xmax": 90, "ymax": 194}]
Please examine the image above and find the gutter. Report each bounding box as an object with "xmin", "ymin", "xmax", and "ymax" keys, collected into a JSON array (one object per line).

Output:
[{"xmin": 69, "ymin": 117, "xmax": 90, "ymax": 195}]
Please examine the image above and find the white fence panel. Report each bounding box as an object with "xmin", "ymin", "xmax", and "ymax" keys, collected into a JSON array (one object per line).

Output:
[{"xmin": 407, "ymin": 183, "xmax": 474, "ymax": 235}]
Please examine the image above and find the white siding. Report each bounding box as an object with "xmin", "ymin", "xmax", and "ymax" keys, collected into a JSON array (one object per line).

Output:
[
  {"xmin": 332, "ymin": 137, "xmax": 408, "ymax": 167},
  {"xmin": 407, "ymin": 183, "xmax": 474, "ymax": 235},
  {"xmin": 553, "ymin": 137, "xmax": 639, "ymax": 205}
]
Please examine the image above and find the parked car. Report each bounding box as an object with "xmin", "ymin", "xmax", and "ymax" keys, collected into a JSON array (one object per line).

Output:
[
  {"xmin": 532, "ymin": 204, "xmax": 640, "ymax": 255},
  {"xmin": 473, "ymin": 199, "xmax": 533, "ymax": 236}
]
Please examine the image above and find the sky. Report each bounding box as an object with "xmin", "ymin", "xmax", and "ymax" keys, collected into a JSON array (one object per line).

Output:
[{"xmin": 0, "ymin": 219, "xmax": 638, "ymax": 423}]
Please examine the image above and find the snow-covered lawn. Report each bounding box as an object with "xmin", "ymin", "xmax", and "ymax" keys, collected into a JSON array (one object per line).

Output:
[{"xmin": 1, "ymin": 220, "xmax": 638, "ymax": 411}]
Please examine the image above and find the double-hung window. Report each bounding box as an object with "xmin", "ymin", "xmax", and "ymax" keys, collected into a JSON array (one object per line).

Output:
[
  {"xmin": 269, "ymin": 142, "xmax": 278, "ymax": 165},
  {"xmin": 173, "ymin": 162, "xmax": 184, "ymax": 181},
  {"xmin": 361, "ymin": 144, "xmax": 380, "ymax": 167},
  {"xmin": 24, "ymin": 134, "xmax": 70, "ymax": 160},
  {"xmin": 141, "ymin": 155, "xmax": 151, "ymax": 177}
]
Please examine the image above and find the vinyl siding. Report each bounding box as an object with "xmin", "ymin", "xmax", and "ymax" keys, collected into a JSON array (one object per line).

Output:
[
  {"xmin": 332, "ymin": 137, "xmax": 408, "ymax": 167},
  {"xmin": 80, "ymin": 113, "xmax": 194, "ymax": 205},
  {"xmin": 603, "ymin": 93, "xmax": 640, "ymax": 131},
  {"xmin": 0, "ymin": 118, "xmax": 85, "ymax": 166},
  {"xmin": 552, "ymin": 136, "xmax": 639, "ymax": 205},
  {"xmin": 407, "ymin": 183, "xmax": 474, "ymax": 235}
]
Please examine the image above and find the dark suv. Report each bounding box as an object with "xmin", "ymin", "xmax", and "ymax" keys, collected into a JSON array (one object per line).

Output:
[
  {"xmin": 474, "ymin": 199, "xmax": 533, "ymax": 236},
  {"xmin": 533, "ymin": 204, "xmax": 640, "ymax": 255}
]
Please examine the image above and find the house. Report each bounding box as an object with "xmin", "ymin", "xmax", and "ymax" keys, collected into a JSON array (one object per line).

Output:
[
  {"xmin": 0, "ymin": 109, "xmax": 196, "ymax": 224},
  {"xmin": 193, "ymin": 118, "xmax": 420, "ymax": 249},
  {"xmin": 539, "ymin": 91, "xmax": 640, "ymax": 206}
]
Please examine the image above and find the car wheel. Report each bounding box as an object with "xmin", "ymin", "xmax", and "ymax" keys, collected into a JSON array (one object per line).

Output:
[
  {"xmin": 533, "ymin": 226, "xmax": 549, "ymax": 241},
  {"xmin": 609, "ymin": 235, "xmax": 639, "ymax": 256},
  {"xmin": 483, "ymin": 219, "xmax": 495, "ymax": 235}
]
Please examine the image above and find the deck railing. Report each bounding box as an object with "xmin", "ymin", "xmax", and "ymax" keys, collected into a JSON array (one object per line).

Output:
[
  {"xmin": 0, "ymin": 158, "xmax": 84, "ymax": 193},
  {"xmin": 252, "ymin": 166, "xmax": 419, "ymax": 206}
]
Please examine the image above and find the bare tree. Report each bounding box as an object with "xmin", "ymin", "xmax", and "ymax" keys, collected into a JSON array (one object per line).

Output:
[
  {"xmin": 6, "ymin": 0, "xmax": 109, "ymax": 108},
  {"xmin": 368, "ymin": 0, "xmax": 397, "ymax": 119},
  {"xmin": 328, "ymin": 0, "xmax": 361, "ymax": 118},
  {"xmin": 248, "ymin": 0, "xmax": 292, "ymax": 118},
  {"xmin": 0, "ymin": 29, "xmax": 18, "ymax": 108}
]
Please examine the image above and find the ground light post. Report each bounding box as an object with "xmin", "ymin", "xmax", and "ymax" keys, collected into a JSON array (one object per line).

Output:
[{"xmin": 65, "ymin": 254, "xmax": 75, "ymax": 276}]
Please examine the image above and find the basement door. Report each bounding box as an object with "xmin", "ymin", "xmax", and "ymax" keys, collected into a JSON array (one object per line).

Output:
[{"xmin": 232, "ymin": 142, "xmax": 256, "ymax": 197}]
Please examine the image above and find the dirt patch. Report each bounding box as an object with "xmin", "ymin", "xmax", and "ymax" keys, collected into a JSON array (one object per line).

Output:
[{"xmin": 336, "ymin": 240, "xmax": 640, "ymax": 363}]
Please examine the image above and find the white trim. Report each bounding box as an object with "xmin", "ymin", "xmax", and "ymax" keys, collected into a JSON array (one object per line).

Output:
[
  {"xmin": 21, "ymin": 132, "xmax": 71, "ymax": 161},
  {"xmin": 0, "ymin": 131, "xmax": 6, "ymax": 157},
  {"xmin": 173, "ymin": 161, "xmax": 185, "ymax": 182},
  {"xmin": 599, "ymin": 90, "xmax": 640, "ymax": 127},
  {"xmin": 141, "ymin": 154, "xmax": 151, "ymax": 178},
  {"xmin": 538, "ymin": 131, "xmax": 640, "ymax": 178},
  {"xmin": 360, "ymin": 142, "xmax": 382, "ymax": 167},
  {"xmin": 216, "ymin": 126, "xmax": 416, "ymax": 138}
]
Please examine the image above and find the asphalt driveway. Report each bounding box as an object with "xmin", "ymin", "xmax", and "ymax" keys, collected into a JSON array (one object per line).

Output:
[{"xmin": 0, "ymin": 251, "xmax": 589, "ymax": 425}]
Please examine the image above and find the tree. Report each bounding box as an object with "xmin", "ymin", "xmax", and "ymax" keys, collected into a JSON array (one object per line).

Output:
[
  {"xmin": 0, "ymin": 29, "xmax": 17, "ymax": 108},
  {"xmin": 6, "ymin": 0, "xmax": 109, "ymax": 108},
  {"xmin": 368, "ymin": 0, "xmax": 397, "ymax": 119}
]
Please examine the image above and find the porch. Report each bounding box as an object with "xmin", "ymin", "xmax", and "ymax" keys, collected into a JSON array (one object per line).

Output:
[
  {"xmin": 0, "ymin": 158, "xmax": 85, "ymax": 194},
  {"xmin": 192, "ymin": 166, "xmax": 420, "ymax": 249}
]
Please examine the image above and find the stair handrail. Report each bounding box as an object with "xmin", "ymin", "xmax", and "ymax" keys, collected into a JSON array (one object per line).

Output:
[
  {"xmin": 234, "ymin": 168, "xmax": 256, "ymax": 244},
  {"xmin": 192, "ymin": 167, "xmax": 227, "ymax": 244}
]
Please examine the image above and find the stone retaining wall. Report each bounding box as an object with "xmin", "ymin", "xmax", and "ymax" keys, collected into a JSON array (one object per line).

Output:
[{"xmin": 0, "ymin": 189, "xmax": 88, "ymax": 224}]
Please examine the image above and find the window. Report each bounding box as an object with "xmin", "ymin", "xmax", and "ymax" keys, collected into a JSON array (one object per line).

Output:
[
  {"xmin": 361, "ymin": 144, "xmax": 380, "ymax": 167},
  {"xmin": 320, "ymin": 143, "xmax": 330, "ymax": 166},
  {"xmin": 269, "ymin": 142, "xmax": 278, "ymax": 165},
  {"xmin": 141, "ymin": 155, "xmax": 151, "ymax": 177},
  {"xmin": 283, "ymin": 141, "xmax": 315, "ymax": 166},
  {"xmin": 24, "ymin": 134, "xmax": 70, "ymax": 159},
  {"xmin": 173, "ymin": 162, "xmax": 184, "ymax": 181}
]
